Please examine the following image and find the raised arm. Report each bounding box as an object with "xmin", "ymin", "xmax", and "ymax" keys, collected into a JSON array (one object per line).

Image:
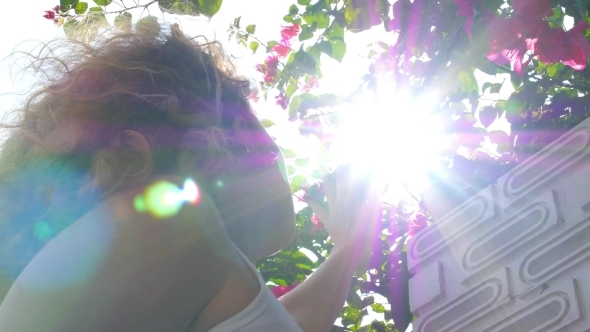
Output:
[{"xmin": 279, "ymin": 168, "xmax": 382, "ymax": 332}]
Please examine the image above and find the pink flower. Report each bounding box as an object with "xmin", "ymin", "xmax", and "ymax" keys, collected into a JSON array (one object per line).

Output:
[
  {"xmin": 271, "ymin": 281, "xmax": 300, "ymax": 298},
  {"xmin": 408, "ymin": 213, "xmax": 428, "ymax": 236},
  {"xmin": 484, "ymin": 15, "xmax": 533, "ymax": 75},
  {"xmin": 302, "ymin": 76, "xmax": 319, "ymax": 92},
  {"xmin": 43, "ymin": 10, "xmax": 55, "ymax": 20},
  {"xmin": 263, "ymin": 56, "xmax": 279, "ymax": 82},
  {"xmin": 535, "ymin": 21, "xmax": 590, "ymax": 70},
  {"xmin": 275, "ymin": 93, "xmax": 288, "ymax": 110},
  {"xmin": 248, "ymin": 90, "xmax": 259, "ymax": 103},
  {"xmin": 310, "ymin": 213, "xmax": 325, "ymax": 234},
  {"xmin": 512, "ymin": 0, "xmax": 552, "ymax": 21},
  {"xmin": 53, "ymin": 5, "xmax": 61, "ymax": 12},
  {"xmin": 271, "ymin": 41, "xmax": 291, "ymax": 57},
  {"xmin": 281, "ymin": 25, "xmax": 301, "ymax": 41},
  {"xmin": 454, "ymin": 0, "xmax": 477, "ymax": 37}
]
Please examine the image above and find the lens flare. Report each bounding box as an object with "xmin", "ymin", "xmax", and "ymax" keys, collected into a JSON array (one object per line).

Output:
[
  {"xmin": 134, "ymin": 178, "xmax": 201, "ymax": 219},
  {"xmin": 33, "ymin": 221, "xmax": 54, "ymax": 242}
]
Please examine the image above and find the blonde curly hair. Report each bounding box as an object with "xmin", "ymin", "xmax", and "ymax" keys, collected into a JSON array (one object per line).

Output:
[{"xmin": 0, "ymin": 23, "xmax": 258, "ymax": 300}]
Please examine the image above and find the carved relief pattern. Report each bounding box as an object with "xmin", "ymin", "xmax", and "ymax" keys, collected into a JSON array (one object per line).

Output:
[{"xmin": 409, "ymin": 118, "xmax": 590, "ymax": 332}]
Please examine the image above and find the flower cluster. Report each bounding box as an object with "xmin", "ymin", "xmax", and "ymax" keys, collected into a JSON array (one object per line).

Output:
[
  {"xmin": 408, "ymin": 212, "xmax": 428, "ymax": 236},
  {"xmin": 255, "ymin": 25, "xmax": 300, "ymax": 83},
  {"xmin": 43, "ymin": 5, "xmax": 61, "ymax": 20},
  {"xmin": 310, "ymin": 213, "xmax": 325, "ymax": 234},
  {"xmin": 270, "ymin": 281, "xmax": 300, "ymax": 298},
  {"xmin": 455, "ymin": 0, "xmax": 590, "ymax": 75},
  {"xmin": 254, "ymin": 24, "xmax": 300, "ymax": 109}
]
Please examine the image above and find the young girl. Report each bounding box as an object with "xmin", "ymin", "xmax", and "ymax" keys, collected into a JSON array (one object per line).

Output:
[{"xmin": 0, "ymin": 24, "xmax": 381, "ymax": 331}]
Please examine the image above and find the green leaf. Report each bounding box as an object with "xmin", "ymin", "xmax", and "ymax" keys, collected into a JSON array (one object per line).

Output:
[
  {"xmin": 297, "ymin": 0, "xmax": 311, "ymax": 5},
  {"xmin": 85, "ymin": 7, "xmax": 107, "ymax": 27},
  {"xmin": 246, "ymin": 24, "xmax": 256, "ymax": 34},
  {"xmin": 290, "ymin": 174, "xmax": 307, "ymax": 192},
  {"xmin": 61, "ymin": 0, "xmax": 80, "ymax": 11},
  {"xmin": 249, "ymin": 41, "xmax": 259, "ymax": 53},
  {"xmin": 479, "ymin": 106, "xmax": 498, "ymax": 128},
  {"xmin": 75, "ymin": 1, "xmax": 88, "ymax": 14},
  {"xmin": 63, "ymin": 20, "xmax": 80, "ymax": 39},
  {"xmin": 457, "ymin": 70, "xmax": 478, "ymax": 93},
  {"xmin": 289, "ymin": 4, "xmax": 299, "ymax": 15},
  {"xmin": 233, "ymin": 16, "xmax": 241, "ymax": 28},
  {"xmin": 289, "ymin": 95, "xmax": 302, "ymax": 116},
  {"xmin": 136, "ymin": 15, "xmax": 160, "ymax": 33},
  {"xmin": 547, "ymin": 62, "xmax": 565, "ymax": 77},
  {"xmin": 328, "ymin": 38, "xmax": 346, "ymax": 62},
  {"xmin": 283, "ymin": 14, "xmax": 293, "ymax": 22},
  {"xmin": 482, "ymin": 82, "xmax": 502, "ymax": 94},
  {"xmin": 196, "ymin": 0, "xmax": 223, "ymax": 17},
  {"xmin": 294, "ymin": 158, "xmax": 310, "ymax": 167},
  {"xmin": 260, "ymin": 119, "xmax": 276, "ymax": 128},
  {"xmin": 301, "ymin": 12, "xmax": 330, "ymax": 29},
  {"xmin": 286, "ymin": 81, "xmax": 299, "ymax": 98},
  {"xmin": 299, "ymin": 30, "xmax": 314, "ymax": 41},
  {"xmin": 93, "ymin": 0, "xmax": 111, "ymax": 5},
  {"xmin": 235, "ymin": 32, "xmax": 248, "ymax": 47},
  {"xmin": 114, "ymin": 12, "xmax": 132, "ymax": 32},
  {"xmin": 282, "ymin": 148, "xmax": 298, "ymax": 158},
  {"xmin": 371, "ymin": 303, "xmax": 387, "ymax": 313},
  {"xmin": 326, "ymin": 22, "xmax": 344, "ymax": 40},
  {"xmin": 293, "ymin": 50, "xmax": 317, "ymax": 75},
  {"xmin": 511, "ymin": 73, "xmax": 523, "ymax": 89}
]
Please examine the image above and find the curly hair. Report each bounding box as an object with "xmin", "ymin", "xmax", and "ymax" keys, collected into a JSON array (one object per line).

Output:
[{"xmin": 0, "ymin": 23, "xmax": 258, "ymax": 300}]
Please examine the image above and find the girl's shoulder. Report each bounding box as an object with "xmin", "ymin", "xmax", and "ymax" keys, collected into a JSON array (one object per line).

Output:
[{"xmin": 0, "ymin": 175, "xmax": 235, "ymax": 331}]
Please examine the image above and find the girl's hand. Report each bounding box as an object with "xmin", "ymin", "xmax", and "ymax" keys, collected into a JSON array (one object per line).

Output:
[{"xmin": 304, "ymin": 166, "xmax": 383, "ymax": 265}]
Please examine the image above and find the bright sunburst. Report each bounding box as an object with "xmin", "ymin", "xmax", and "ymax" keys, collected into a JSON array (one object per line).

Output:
[{"xmin": 333, "ymin": 81, "xmax": 448, "ymax": 200}]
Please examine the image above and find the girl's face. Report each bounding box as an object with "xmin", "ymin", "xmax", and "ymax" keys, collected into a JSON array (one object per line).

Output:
[{"xmin": 207, "ymin": 116, "xmax": 296, "ymax": 259}]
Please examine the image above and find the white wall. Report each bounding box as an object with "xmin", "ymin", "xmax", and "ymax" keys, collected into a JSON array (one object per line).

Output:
[{"xmin": 408, "ymin": 117, "xmax": 590, "ymax": 331}]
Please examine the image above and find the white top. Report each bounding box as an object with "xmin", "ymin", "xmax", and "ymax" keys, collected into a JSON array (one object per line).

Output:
[{"xmin": 207, "ymin": 244, "xmax": 303, "ymax": 332}]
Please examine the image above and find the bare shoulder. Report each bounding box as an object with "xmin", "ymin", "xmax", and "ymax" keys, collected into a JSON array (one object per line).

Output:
[{"xmin": 0, "ymin": 175, "xmax": 235, "ymax": 331}]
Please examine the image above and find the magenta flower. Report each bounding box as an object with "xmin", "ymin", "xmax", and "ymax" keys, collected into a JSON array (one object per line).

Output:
[
  {"xmin": 271, "ymin": 281, "xmax": 300, "ymax": 298},
  {"xmin": 512, "ymin": 0, "xmax": 552, "ymax": 21},
  {"xmin": 275, "ymin": 93, "xmax": 288, "ymax": 110},
  {"xmin": 43, "ymin": 10, "xmax": 55, "ymax": 20},
  {"xmin": 535, "ymin": 21, "xmax": 590, "ymax": 70},
  {"xmin": 310, "ymin": 213, "xmax": 325, "ymax": 234},
  {"xmin": 262, "ymin": 55, "xmax": 279, "ymax": 82},
  {"xmin": 485, "ymin": 16, "xmax": 534, "ymax": 75},
  {"xmin": 271, "ymin": 42, "xmax": 291, "ymax": 57},
  {"xmin": 454, "ymin": 0, "xmax": 477, "ymax": 37},
  {"xmin": 280, "ymin": 25, "xmax": 301, "ymax": 41}
]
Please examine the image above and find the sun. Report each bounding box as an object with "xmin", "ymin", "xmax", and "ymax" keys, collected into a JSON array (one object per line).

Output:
[{"xmin": 332, "ymin": 82, "xmax": 447, "ymax": 200}]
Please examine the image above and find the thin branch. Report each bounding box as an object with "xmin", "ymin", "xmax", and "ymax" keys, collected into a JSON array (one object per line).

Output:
[{"xmin": 102, "ymin": 0, "xmax": 156, "ymax": 15}]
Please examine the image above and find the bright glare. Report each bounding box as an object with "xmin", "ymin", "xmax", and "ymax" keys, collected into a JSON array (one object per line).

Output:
[{"xmin": 333, "ymin": 81, "xmax": 448, "ymax": 199}]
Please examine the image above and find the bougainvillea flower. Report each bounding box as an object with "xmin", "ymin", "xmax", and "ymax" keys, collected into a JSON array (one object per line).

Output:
[
  {"xmin": 271, "ymin": 281, "xmax": 300, "ymax": 298},
  {"xmin": 408, "ymin": 213, "xmax": 428, "ymax": 236},
  {"xmin": 454, "ymin": 0, "xmax": 477, "ymax": 37},
  {"xmin": 271, "ymin": 41, "xmax": 291, "ymax": 57},
  {"xmin": 275, "ymin": 93, "xmax": 288, "ymax": 110},
  {"xmin": 310, "ymin": 213, "xmax": 325, "ymax": 234},
  {"xmin": 43, "ymin": 10, "xmax": 55, "ymax": 20},
  {"xmin": 280, "ymin": 24, "xmax": 301, "ymax": 41},
  {"xmin": 485, "ymin": 16, "xmax": 534, "ymax": 75},
  {"xmin": 512, "ymin": 0, "xmax": 552, "ymax": 21},
  {"xmin": 53, "ymin": 5, "xmax": 61, "ymax": 12},
  {"xmin": 535, "ymin": 21, "xmax": 590, "ymax": 70},
  {"xmin": 263, "ymin": 55, "xmax": 279, "ymax": 82}
]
